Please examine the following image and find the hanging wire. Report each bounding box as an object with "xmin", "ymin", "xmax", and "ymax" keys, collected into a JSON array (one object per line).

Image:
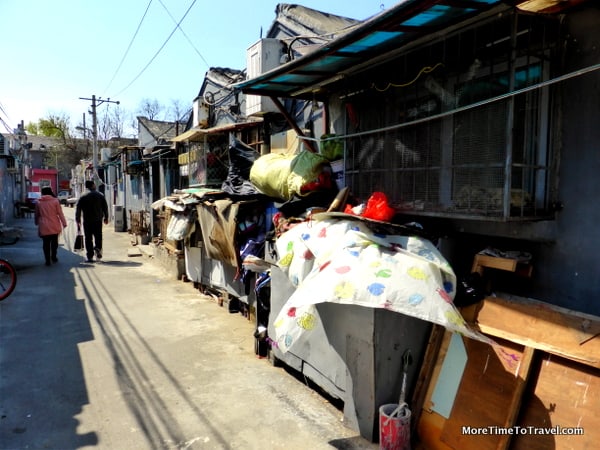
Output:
[
  {"xmin": 158, "ymin": 0, "xmax": 209, "ymax": 68},
  {"xmin": 0, "ymin": 116, "xmax": 14, "ymax": 134},
  {"xmin": 112, "ymin": 0, "xmax": 198, "ymax": 97},
  {"xmin": 103, "ymin": 0, "xmax": 154, "ymax": 95},
  {"xmin": 371, "ymin": 62, "xmax": 445, "ymax": 91},
  {"xmin": 302, "ymin": 61, "xmax": 600, "ymax": 144},
  {"xmin": 0, "ymin": 101, "xmax": 16, "ymax": 133}
]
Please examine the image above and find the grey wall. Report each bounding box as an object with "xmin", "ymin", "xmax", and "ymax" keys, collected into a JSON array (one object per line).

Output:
[
  {"xmin": 442, "ymin": 8, "xmax": 600, "ymax": 316},
  {"xmin": 533, "ymin": 8, "xmax": 600, "ymax": 315},
  {"xmin": 314, "ymin": 303, "xmax": 431, "ymax": 441},
  {"xmin": 0, "ymin": 161, "xmax": 16, "ymax": 226},
  {"xmin": 124, "ymin": 174, "xmax": 149, "ymax": 223}
]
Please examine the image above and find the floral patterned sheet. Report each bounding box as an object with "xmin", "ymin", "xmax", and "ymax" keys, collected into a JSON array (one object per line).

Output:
[{"xmin": 272, "ymin": 215, "xmax": 490, "ymax": 353}]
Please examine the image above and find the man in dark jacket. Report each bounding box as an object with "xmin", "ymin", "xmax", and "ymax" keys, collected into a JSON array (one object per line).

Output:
[{"xmin": 76, "ymin": 180, "xmax": 109, "ymax": 262}]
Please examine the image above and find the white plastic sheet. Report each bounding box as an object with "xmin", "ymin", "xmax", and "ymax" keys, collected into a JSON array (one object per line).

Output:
[
  {"xmin": 166, "ymin": 211, "xmax": 195, "ymax": 241},
  {"xmin": 272, "ymin": 216, "xmax": 490, "ymax": 353}
]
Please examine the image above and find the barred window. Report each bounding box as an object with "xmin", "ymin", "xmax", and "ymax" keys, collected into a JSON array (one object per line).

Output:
[{"xmin": 343, "ymin": 12, "xmax": 560, "ymax": 221}]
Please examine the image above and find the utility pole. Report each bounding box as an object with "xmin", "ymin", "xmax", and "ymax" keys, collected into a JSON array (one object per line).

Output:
[
  {"xmin": 79, "ymin": 95, "xmax": 120, "ymax": 182},
  {"xmin": 15, "ymin": 120, "xmax": 28, "ymax": 202}
]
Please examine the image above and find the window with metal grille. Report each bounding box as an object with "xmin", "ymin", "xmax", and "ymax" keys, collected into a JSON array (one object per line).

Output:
[
  {"xmin": 178, "ymin": 129, "xmax": 262, "ymax": 188},
  {"xmin": 179, "ymin": 135, "xmax": 232, "ymax": 188},
  {"xmin": 343, "ymin": 12, "xmax": 560, "ymax": 221}
]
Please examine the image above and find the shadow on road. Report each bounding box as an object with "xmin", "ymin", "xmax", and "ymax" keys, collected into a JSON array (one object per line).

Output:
[
  {"xmin": 0, "ymin": 222, "xmax": 99, "ymax": 449},
  {"xmin": 91, "ymin": 260, "xmax": 143, "ymax": 267}
]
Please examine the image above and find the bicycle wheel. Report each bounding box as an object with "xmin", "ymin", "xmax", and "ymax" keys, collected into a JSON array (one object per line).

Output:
[{"xmin": 0, "ymin": 258, "xmax": 17, "ymax": 301}]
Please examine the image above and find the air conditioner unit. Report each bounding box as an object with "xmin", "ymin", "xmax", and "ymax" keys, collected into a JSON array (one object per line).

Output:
[
  {"xmin": 193, "ymin": 99, "xmax": 209, "ymax": 128},
  {"xmin": 245, "ymin": 39, "xmax": 284, "ymax": 116}
]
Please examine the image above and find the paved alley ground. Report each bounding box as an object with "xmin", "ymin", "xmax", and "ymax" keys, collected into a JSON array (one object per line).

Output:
[{"xmin": 0, "ymin": 208, "xmax": 377, "ymax": 450}]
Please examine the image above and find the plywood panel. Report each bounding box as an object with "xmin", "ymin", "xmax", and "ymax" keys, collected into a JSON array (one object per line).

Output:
[
  {"xmin": 417, "ymin": 330, "xmax": 457, "ymax": 450},
  {"xmin": 416, "ymin": 410, "xmax": 455, "ymax": 450},
  {"xmin": 476, "ymin": 294, "xmax": 600, "ymax": 368},
  {"xmin": 440, "ymin": 337, "xmax": 525, "ymax": 450},
  {"xmin": 513, "ymin": 353, "xmax": 600, "ymax": 450}
]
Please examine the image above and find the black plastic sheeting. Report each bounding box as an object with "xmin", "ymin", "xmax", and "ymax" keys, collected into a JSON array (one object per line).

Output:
[{"xmin": 221, "ymin": 137, "xmax": 261, "ymax": 196}]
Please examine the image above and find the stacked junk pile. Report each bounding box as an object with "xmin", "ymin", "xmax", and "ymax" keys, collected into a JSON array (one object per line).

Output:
[{"xmin": 152, "ymin": 136, "xmax": 488, "ymax": 448}]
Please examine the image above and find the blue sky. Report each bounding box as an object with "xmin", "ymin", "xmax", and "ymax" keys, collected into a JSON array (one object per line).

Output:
[{"xmin": 0, "ymin": 1, "xmax": 386, "ymax": 135}]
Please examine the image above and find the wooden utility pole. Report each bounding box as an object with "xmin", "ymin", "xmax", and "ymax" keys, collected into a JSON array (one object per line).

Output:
[
  {"xmin": 79, "ymin": 95, "xmax": 120, "ymax": 181},
  {"xmin": 15, "ymin": 120, "xmax": 28, "ymax": 202}
]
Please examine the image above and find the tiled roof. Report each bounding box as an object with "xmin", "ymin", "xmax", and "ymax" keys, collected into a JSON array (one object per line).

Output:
[
  {"xmin": 1, "ymin": 133, "xmax": 62, "ymax": 150},
  {"xmin": 137, "ymin": 117, "xmax": 186, "ymax": 141},
  {"xmin": 236, "ymin": 0, "xmax": 509, "ymax": 100},
  {"xmin": 267, "ymin": 4, "xmax": 361, "ymax": 40},
  {"xmin": 205, "ymin": 67, "xmax": 245, "ymax": 87}
]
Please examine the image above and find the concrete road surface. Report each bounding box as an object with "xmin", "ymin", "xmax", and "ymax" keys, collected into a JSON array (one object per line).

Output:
[{"xmin": 0, "ymin": 207, "xmax": 377, "ymax": 450}]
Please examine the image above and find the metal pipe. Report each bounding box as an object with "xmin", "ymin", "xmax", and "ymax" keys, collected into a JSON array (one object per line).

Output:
[{"xmin": 269, "ymin": 96, "xmax": 319, "ymax": 153}]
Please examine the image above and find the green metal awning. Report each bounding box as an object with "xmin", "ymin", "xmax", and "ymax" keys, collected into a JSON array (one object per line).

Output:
[{"xmin": 234, "ymin": 0, "xmax": 509, "ymax": 100}]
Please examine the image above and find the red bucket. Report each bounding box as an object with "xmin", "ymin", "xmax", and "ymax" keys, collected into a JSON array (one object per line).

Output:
[{"xmin": 379, "ymin": 403, "xmax": 411, "ymax": 450}]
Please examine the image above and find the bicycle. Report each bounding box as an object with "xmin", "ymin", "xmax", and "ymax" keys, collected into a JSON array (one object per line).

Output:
[{"xmin": 0, "ymin": 229, "xmax": 19, "ymax": 301}]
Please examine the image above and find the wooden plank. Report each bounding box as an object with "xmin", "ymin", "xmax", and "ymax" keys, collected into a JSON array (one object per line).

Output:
[
  {"xmin": 417, "ymin": 330, "xmax": 457, "ymax": 450},
  {"xmin": 471, "ymin": 254, "xmax": 518, "ymax": 274},
  {"xmin": 577, "ymin": 319, "xmax": 600, "ymax": 345},
  {"xmin": 411, "ymin": 325, "xmax": 445, "ymax": 433},
  {"xmin": 512, "ymin": 352, "xmax": 600, "ymax": 450},
  {"xmin": 475, "ymin": 294, "xmax": 600, "ymax": 368},
  {"xmin": 422, "ymin": 331, "xmax": 453, "ymax": 413},
  {"xmin": 416, "ymin": 250, "xmax": 599, "ymax": 449},
  {"xmin": 416, "ymin": 410, "xmax": 455, "ymax": 450},
  {"xmin": 440, "ymin": 337, "xmax": 525, "ymax": 450},
  {"xmin": 496, "ymin": 346, "xmax": 536, "ymax": 450},
  {"xmin": 471, "ymin": 254, "xmax": 533, "ymax": 278}
]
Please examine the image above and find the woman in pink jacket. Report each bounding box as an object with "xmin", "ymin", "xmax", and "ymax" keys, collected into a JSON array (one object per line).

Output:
[{"xmin": 34, "ymin": 187, "xmax": 68, "ymax": 266}]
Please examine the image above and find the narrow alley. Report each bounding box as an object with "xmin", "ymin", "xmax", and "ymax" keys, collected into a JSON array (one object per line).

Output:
[{"xmin": 0, "ymin": 210, "xmax": 377, "ymax": 450}]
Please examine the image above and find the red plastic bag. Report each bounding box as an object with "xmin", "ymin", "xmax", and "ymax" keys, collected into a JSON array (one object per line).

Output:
[{"xmin": 362, "ymin": 192, "xmax": 395, "ymax": 222}]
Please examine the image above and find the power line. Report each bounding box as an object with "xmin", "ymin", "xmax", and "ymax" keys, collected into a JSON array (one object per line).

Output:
[
  {"xmin": 103, "ymin": 0, "xmax": 154, "ymax": 95},
  {"xmin": 158, "ymin": 0, "xmax": 209, "ymax": 68},
  {"xmin": 112, "ymin": 0, "xmax": 198, "ymax": 97},
  {"xmin": 0, "ymin": 117, "xmax": 14, "ymax": 134},
  {"xmin": 0, "ymin": 101, "xmax": 9, "ymax": 120},
  {"xmin": 0, "ymin": 101, "xmax": 17, "ymax": 133}
]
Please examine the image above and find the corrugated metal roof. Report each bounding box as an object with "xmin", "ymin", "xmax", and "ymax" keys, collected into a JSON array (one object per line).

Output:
[{"xmin": 235, "ymin": 0, "xmax": 508, "ymax": 100}]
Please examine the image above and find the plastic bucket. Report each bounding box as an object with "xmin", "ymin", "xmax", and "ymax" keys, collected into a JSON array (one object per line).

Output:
[{"xmin": 379, "ymin": 403, "xmax": 411, "ymax": 450}]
